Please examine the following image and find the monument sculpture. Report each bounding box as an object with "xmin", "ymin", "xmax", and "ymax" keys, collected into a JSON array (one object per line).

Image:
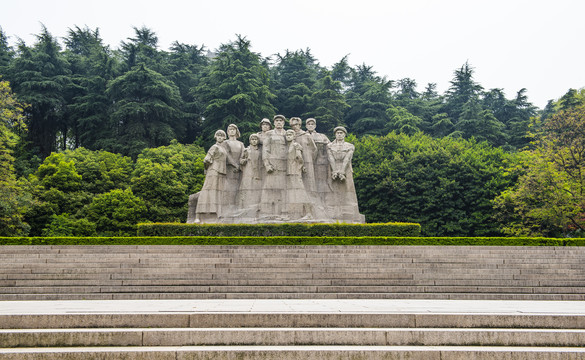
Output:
[
  {"xmin": 193, "ymin": 130, "xmax": 228, "ymax": 223},
  {"xmin": 187, "ymin": 115, "xmax": 365, "ymax": 224}
]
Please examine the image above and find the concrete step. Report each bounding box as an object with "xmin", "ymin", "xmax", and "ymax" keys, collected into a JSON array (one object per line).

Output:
[
  {"xmin": 2, "ymin": 302, "xmax": 584, "ymax": 329},
  {"xmin": 1, "ymin": 299, "xmax": 583, "ymax": 359},
  {"xmin": 6, "ymin": 278, "xmax": 585, "ymax": 287},
  {"xmin": 2, "ymin": 285, "xmax": 585, "ymax": 295},
  {"xmin": 2, "ymin": 245, "xmax": 585, "ymax": 301},
  {"xmin": 2, "ymin": 327, "xmax": 585, "ymax": 347},
  {"xmin": 1, "ymin": 346, "xmax": 585, "ymax": 359},
  {"xmin": 1, "ymin": 293, "xmax": 584, "ymax": 301}
]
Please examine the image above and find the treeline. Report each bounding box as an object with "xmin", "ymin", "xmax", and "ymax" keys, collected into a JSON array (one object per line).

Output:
[
  {"xmin": 1, "ymin": 25, "xmax": 584, "ymax": 237},
  {"xmin": 1, "ymin": 25, "xmax": 542, "ymax": 157}
]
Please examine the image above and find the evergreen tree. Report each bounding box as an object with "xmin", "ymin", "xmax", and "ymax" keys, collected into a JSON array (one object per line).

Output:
[
  {"xmin": 344, "ymin": 64, "xmax": 393, "ymax": 135},
  {"xmin": 444, "ymin": 62, "xmax": 483, "ymax": 121},
  {"xmin": 196, "ymin": 35, "xmax": 276, "ymax": 143},
  {"xmin": 507, "ymin": 88, "xmax": 538, "ymax": 149},
  {"xmin": 385, "ymin": 105, "xmax": 424, "ymax": 135},
  {"xmin": 63, "ymin": 26, "xmax": 117, "ymax": 149},
  {"xmin": 167, "ymin": 41, "xmax": 208, "ymax": 143},
  {"xmin": 8, "ymin": 26, "xmax": 71, "ymax": 157},
  {"xmin": 330, "ymin": 55, "xmax": 351, "ymax": 88},
  {"xmin": 558, "ymin": 88, "xmax": 585, "ymax": 110},
  {"xmin": 0, "ymin": 27, "xmax": 13, "ymax": 74},
  {"xmin": 454, "ymin": 98, "xmax": 506, "ymax": 145},
  {"xmin": 271, "ymin": 49, "xmax": 320, "ymax": 117},
  {"xmin": 119, "ymin": 26, "xmax": 166, "ymax": 73},
  {"xmin": 304, "ymin": 73, "xmax": 349, "ymax": 134},
  {"xmin": 105, "ymin": 64, "xmax": 184, "ymax": 157}
]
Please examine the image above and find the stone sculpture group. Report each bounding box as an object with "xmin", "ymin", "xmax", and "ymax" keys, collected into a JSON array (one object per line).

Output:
[{"xmin": 187, "ymin": 115, "xmax": 365, "ymax": 224}]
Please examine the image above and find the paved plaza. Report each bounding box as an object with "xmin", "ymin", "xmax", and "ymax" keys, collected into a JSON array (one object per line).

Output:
[{"xmin": 2, "ymin": 299, "xmax": 584, "ymax": 315}]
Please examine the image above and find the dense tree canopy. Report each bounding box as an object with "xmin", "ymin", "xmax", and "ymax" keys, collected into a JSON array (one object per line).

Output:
[
  {"xmin": 494, "ymin": 105, "xmax": 585, "ymax": 237},
  {"xmin": 0, "ymin": 78, "xmax": 30, "ymax": 235},
  {"xmin": 353, "ymin": 132, "xmax": 512, "ymax": 236},
  {"xmin": 0, "ymin": 25, "xmax": 583, "ymax": 236}
]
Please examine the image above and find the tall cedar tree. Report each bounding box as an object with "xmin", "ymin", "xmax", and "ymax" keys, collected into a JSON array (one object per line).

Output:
[
  {"xmin": 8, "ymin": 26, "xmax": 70, "ymax": 157},
  {"xmin": 196, "ymin": 36, "xmax": 276, "ymax": 145},
  {"xmin": 105, "ymin": 64, "xmax": 184, "ymax": 158}
]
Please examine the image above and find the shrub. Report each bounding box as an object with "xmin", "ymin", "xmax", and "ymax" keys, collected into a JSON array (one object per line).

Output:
[{"xmin": 136, "ymin": 222, "xmax": 422, "ymax": 237}]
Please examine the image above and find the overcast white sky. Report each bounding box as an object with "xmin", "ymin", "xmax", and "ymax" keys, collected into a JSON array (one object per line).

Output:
[{"xmin": 2, "ymin": 0, "xmax": 584, "ymax": 108}]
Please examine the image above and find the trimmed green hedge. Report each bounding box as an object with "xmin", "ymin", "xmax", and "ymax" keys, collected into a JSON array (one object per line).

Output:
[
  {"xmin": 1, "ymin": 236, "xmax": 584, "ymax": 246},
  {"xmin": 136, "ymin": 222, "xmax": 422, "ymax": 237}
]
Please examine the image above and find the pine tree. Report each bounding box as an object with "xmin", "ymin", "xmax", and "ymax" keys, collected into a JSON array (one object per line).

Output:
[
  {"xmin": 106, "ymin": 64, "xmax": 184, "ymax": 157},
  {"xmin": 196, "ymin": 35, "xmax": 276, "ymax": 144},
  {"xmin": 8, "ymin": 26, "xmax": 71, "ymax": 157}
]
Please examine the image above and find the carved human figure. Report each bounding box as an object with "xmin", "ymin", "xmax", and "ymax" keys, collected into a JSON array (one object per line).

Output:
[
  {"xmin": 326, "ymin": 126, "xmax": 363, "ymax": 223},
  {"xmin": 259, "ymin": 115, "xmax": 288, "ymax": 218},
  {"xmin": 238, "ymin": 133, "xmax": 263, "ymax": 213},
  {"xmin": 289, "ymin": 117, "xmax": 318, "ymax": 194},
  {"xmin": 256, "ymin": 118, "xmax": 272, "ymax": 145},
  {"xmin": 285, "ymin": 129, "xmax": 313, "ymax": 220},
  {"xmin": 305, "ymin": 118, "xmax": 331, "ymax": 204},
  {"xmin": 223, "ymin": 124, "xmax": 245, "ymax": 210},
  {"xmin": 195, "ymin": 130, "xmax": 228, "ymax": 223}
]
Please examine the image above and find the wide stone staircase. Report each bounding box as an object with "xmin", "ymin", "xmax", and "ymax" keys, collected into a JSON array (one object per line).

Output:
[
  {"xmin": 1, "ymin": 301, "xmax": 585, "ymax": 359},
  {"xmin": 1, "ymin": 245, "xmax": 585, "ymax": 358},
  {"xmin": 1, "ymin": 245, "xmax": 584, "ymax": 300}
]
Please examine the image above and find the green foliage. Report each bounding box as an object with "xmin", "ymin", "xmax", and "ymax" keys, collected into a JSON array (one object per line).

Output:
[
  {"xmin": 1, "ymin": 236, "xmax": 582, "ymax": 246},
  {"xmin": 353, "ymin": 132, "xmax": 512, "ymax": 236},
  {"xmin": 82, "ymin": 188, "xmax": 147, "ymax": 236},
  {"xmin": 196, "ymin": 35, "xmax": 276, "ymax": 144},
  {"xmin": 24, "ymin": 148, "xmax": 132, "ymax": 235},
  {"xmin": 131, "ymin": 140, "xmax": 205, "ymax": 222},
  {"xmin": 64, "ymin": 26, "xmax": 117, "ymax": 150},
  {"xmin": 1, "ymin": 26, "xmax": 581, "ymax": 238},
  {"xmin": 304, "ymin": 74, "xmax": 349, "ymax": 134},
  {"xmin": 444, "ymin": 62, "xmax": 483, "ymax": 121},
  {"xmin": 272, "ymin": 49, "xmax": 320, "ymax": 117},
  {"xmin": 494, "ymin": 105, "xmax": 585, "ymax": 237},
  {"xmin": 454, "ymin": 99, "xmax": 507, "ymax": 145},
  {"xmin": 0, "ymin": 78, "xmax": 30, "ymax": 235},
  {"xmin": 136, "ymin": 222, "xmax": 421, "ymax": 237},
  {"xmin": 41, "ymin": 213, "xmax": 96, "ymax": 236},
  {"xmin": 35, "ymin": 153, "xmax": 82, "ymax": 191},
  {"xmin": 385, "ymin": 105, "xmax": 424, "ymax": 135},
  {"xmin": 57, "ymin": 148, "xmax": 133, "ymax": 194},
  {"xmin": 7, "ymin": 26, "xmax": 71, "ymax": 157},
  {"xmin": 106, "ymin": 64, "xmax": 184, "ymax": 157},
  {"xmin": 344, "ymin": 65, "xmax": 393, "ymax": 135}
]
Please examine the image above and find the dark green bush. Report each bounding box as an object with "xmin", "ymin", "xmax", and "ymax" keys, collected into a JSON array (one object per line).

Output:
[
  {"xmin": 1, "ymin": 236, "xmax": 583, "ymax": 246},
  {"xmin": 136, "ymin": 222, "xmax": 422, "ymax": 237}
]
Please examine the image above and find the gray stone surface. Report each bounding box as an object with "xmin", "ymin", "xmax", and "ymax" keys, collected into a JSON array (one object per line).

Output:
[
  {"xmin": 2, "ymin": 245, "xmax": 585, "ymax": 300},
  {"xmin": 2, "ymin": 298, "xmax": 585, "ymax": 359},
  {"xmin": 190, "ymin": 116, "xmax": 365, "ymax": 223}
]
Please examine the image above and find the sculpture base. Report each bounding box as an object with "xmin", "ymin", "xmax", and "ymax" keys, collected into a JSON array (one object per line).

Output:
[{"xmin": 187, "ymin": 191, "xmax": 365, "ymax": 224}]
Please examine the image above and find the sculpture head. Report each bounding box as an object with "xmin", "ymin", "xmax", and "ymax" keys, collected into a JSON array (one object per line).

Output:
[
  {"xmin": 285, "ymin": 129, "xmax": 296, "ymax": 142},
  {"xmin": 214, "ymin": 129, "xmax": 227, "ymax": 143},
  {"xmin": 260, "ymin": 118, "xmax": 272, "ymax": 132},
  {"xmin": 289, "ymin": 117, "xmax": 302, "ymax": 131},
  {"xmin": 273, "ymin": 115, "xmax": 286, "ymax": 129},
  {"xmin": 306, "ymin": 118, "xmax": 316, "ymax": 132},
  {"xmin": 227, "ymin": 124, "xmax": 240, "ymax": 138},
  {"xmin": 333, "ymin": 126, "xmax": 347, "ymax": 141},
  {"xmin": 249, "ymin": 133, "xmax": 259, "ymax": 146}
]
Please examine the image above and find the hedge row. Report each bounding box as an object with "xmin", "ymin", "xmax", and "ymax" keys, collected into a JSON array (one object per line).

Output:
[
  {"xmin": 1, "ymin": 236, "xmax": 584, "ymax": 246},
  {"xmin": 136, "ymin": 222, "xmax": 422, "ymax": 237}
]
